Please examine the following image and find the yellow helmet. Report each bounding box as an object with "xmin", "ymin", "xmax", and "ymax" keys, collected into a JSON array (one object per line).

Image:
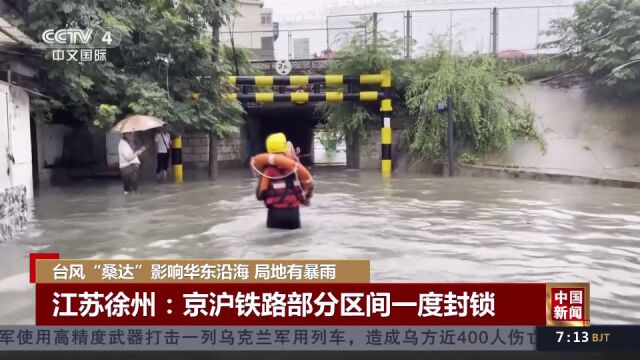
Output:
[{"xmin": 266, "ymin": 132, "xmax": 287, "ymax": 154}]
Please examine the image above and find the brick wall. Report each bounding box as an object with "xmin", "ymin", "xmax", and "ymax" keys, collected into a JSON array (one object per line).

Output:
[
  {"xmin": 182, "ymin": 132, "xmax": 245, "ymax": 170},
  {"xmin": 358, "ymin": 130, "xmax": 445, "ymax": 174},
  {"xmin": 217, "ymin": 135, "xmax": 245, "ymax": 165}
]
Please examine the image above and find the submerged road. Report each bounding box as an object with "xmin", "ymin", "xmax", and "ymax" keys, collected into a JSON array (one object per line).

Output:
[{"xmin": 0, "ymin": 168, "xmax": 639, "ymax": 324}]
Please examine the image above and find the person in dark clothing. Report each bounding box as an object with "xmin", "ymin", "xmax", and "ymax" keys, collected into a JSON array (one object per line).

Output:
[{"xmin": 257, "ymin": 165, "xmax": 305, "ymax": 229}]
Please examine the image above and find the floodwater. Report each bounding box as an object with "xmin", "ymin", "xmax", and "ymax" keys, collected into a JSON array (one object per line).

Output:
[
  {"xmin": 313, "ymin": 138, "xmax": 347, "ymax": 164},
  {"xmin": 1, "ymin": 168, "xmax": 639, "ymax": 324}
]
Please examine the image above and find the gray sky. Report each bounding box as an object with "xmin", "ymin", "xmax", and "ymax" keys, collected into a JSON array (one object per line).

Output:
[
  {"xmin": 262, "ymin": 0, "xmax": 578, "ymax": 59},
  {"xmin": 263, "ymin": 0, "xmax": 340, "ymax": 22},
  {"xmin": 263, "ymin": 0, "xmax": 577, "ymax": 24}
]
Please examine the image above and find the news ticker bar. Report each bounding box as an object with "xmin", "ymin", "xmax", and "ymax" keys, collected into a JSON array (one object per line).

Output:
[
  {"xmin": 0, "ymin": 326, "xmax": 637, "ymax": 351},
  {"xmin": 0, "ymin": 326, "xmax": 535, "ymax": 351}
]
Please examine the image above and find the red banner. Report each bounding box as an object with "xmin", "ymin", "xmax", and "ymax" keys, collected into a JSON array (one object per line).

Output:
[{"xmin": 36, "ymin": 283, "xmax": 547, "ymax": 326}]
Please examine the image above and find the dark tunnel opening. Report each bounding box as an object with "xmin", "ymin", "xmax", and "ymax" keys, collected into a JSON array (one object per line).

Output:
[{"xmin": 245, "ymin": 104, "xmax": 321, "ymax": 167}]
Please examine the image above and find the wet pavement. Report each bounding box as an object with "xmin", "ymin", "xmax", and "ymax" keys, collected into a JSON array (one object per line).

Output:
[{"xmin": 1, "ymin": 168, "xmax": 639, "ymax": 324}]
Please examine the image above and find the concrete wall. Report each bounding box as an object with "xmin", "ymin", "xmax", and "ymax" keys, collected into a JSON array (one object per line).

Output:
[
  {"xmin": 182, "ymin": 132, "xmax": 246, "ymax": 170},
  {"xmin": 0, "ymin": 82, "xmax": 33, "ymax": 199},
  {"xmin": 35, "ymin": 122, "xmax": 69, "ymax": 183},
  {"xmin": 358, "ymin": 130, "xmax": 403, "ymax": 170},
  {"xmin": 486, "ymin": 82, "xmax": 640, "ymax": 180}
]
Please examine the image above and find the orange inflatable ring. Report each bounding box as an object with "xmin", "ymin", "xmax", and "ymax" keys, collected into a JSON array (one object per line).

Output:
[{"xmin": 251, "ymin": 153, "xmax": 314, "ymax": 193}]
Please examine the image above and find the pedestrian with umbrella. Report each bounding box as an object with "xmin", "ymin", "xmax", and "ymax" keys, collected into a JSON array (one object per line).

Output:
[{"xmin": 112, "ymin": 115, "xmax": 165, "ymax": 194}]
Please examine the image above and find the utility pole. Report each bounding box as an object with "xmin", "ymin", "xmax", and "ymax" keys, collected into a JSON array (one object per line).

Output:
[
  {"xmin": 325, "ymin": 16, "xmax": 330, "ymax": 52},
  {"xmin": 491, "ymin": 7, "xmax": 499, "ymax": 56},
  {"xmin": 372, "ymin": 12, "xmax": 378, "ymax": 50},
  {"xmin": 229, "ymin": 22, "xmax": 239, "ymax": 76},
  {"xmin": 405, "ymin": 10, "xmax": 412, "ymax": 59},
  {"xmin": 449, "ymin": 10, "xmax": 453, "ymax": 53}
]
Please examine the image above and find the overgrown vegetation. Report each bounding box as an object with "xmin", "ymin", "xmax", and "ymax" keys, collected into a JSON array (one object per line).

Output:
[
  {"xmin": 315, "ymin": 17, "xmax": 408, "ymax": 144},
  {"xmin": 15, "ymin": 0, "xmax": 251, "ymax": 137},
  {"xmin": 458, "ymin": 153, "xmax": 481, "ymax": 165},
  {"xmin": 404, "ymin": 49, "xmax": 545, "ymax": 161},
  {"xmin": 540, "ymin": 0, "xmax": 640, "ymax": 97}
]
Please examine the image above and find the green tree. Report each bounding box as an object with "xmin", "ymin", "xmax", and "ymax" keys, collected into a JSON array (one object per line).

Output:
[
  {"xmin": 15, "ymin": 0, "xmax": 245, "ymax": 137},
  {"xmin": 404, "ymin": 49, "xmax": 545, "ymax": 161},
  {"xmin": 315, "ymin": 16, "xmax": 407, "ymax": 167},
  {"xmin": 541, "ymin": 0, "xmax": 640, "ymax": 96}
]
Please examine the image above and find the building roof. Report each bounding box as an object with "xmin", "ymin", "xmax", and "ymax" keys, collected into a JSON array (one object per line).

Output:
[
  {"xmin": 239, "ymin": 0, "xmax": 265, "ymax": 7},
  {"xmin": 497, "ymin": 49, "xmax": 530, "ymax": 58},
  {"xmin": 0, "ymin": 15, "xmax": 39, "ymax": 48},
  {"xmin": 0, "ymin": 15, "xmax": 47, "ymax": 97}
]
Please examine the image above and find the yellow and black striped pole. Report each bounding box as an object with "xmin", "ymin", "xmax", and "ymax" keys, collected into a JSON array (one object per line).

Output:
[
  {"xmin": 380, "ymin": 70, "xmax": 392, "ymax": 177},
  {"xmin": 171, "ymin": 136, "xmax": 183, "ymax": 184}
]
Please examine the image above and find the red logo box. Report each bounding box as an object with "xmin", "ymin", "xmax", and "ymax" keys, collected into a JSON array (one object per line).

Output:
[{"xmin": 546, "ymin": 283, "xmax": 590, "ymax": 326}]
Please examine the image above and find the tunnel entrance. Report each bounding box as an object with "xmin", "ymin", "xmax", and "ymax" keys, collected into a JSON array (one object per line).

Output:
[{"xmin": 246, "ymin": 104, "xmax": 321, "ymax": 166}]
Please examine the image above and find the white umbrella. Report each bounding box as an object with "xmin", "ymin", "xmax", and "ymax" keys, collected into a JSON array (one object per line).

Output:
[{"xmin": 112, "ymin": 115, "xmax": 165, "ymax": 133}]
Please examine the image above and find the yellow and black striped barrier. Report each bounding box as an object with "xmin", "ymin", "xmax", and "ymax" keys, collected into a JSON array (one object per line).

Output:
[
  {"xmin": 224, "ymin": 91, "xmax": 384, "ymax": 104},
  {"xmin": 225, "ymin": 71, "xmax": 392, "ymax": 176},
  {"xmin": 228, "ymin": 74, "xmax": 385, "ymax": 86},
  {"xmin": 380, "ymin": 70, "xmax": 392, "ymax": 177},
  {"xmin": 171, "ymin": 136, "xmax": 183, "ymax": 184}
]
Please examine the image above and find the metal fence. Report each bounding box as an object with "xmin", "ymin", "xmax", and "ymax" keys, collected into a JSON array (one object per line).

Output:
[
  {"xmin": 221, "ymin": 5, "xmax": 575, "ymax": 60},
  {"xmin": 220, "ymin": 26, "xmax": 366, "ymax": 61}
]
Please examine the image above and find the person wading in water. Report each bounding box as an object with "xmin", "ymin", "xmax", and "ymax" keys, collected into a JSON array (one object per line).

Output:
[
  {"xmin": 119, "ymin": 132, "xmax": 145, "ymax": 194},
  {"xmin": 255, "ymin": 133, "xmax": 311, "ymax": 229},
  {"xmin": 154, "ymin": 125, "xmax": 171, "ymax": 182}
]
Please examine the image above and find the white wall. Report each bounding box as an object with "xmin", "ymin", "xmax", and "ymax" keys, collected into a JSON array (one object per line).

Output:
[
  {"xmin": 487, "ymin": 83, "xmax": 640, "ymax": 179},
  {"xmin": 0, "ymin": 85, "xmax": 9, "ymax": 191},
  {"xmin": 0, "ymin": 82, "xmax": 33, "ymax": 199}
]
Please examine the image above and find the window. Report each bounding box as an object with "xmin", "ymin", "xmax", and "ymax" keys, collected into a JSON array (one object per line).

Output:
[{"xmin": 261, "ymin": 14, "xmax": 271, "ymax": 25}]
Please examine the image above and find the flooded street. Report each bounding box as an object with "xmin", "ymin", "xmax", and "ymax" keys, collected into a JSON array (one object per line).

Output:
[{"xmin": 1, "ymin": 169, "xmax": 639, "ymax": 324}]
